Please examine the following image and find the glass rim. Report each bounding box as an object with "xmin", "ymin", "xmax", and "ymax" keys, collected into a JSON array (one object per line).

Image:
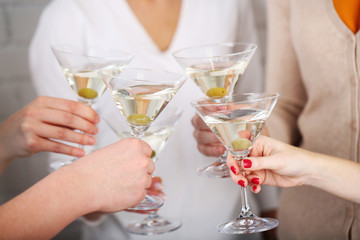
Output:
[
  {"xmin": 172, "ymin": 42, "xmax": 257, "ymax": 60},
  {"xmin": 191, "ymin": 93, "xmax": 280, "ymax": 107},
  {"xmin": 50, "ymin": 44, "xmax": 134, "ymax": 61},
  {"xmin": 99, "ymin": 67, "xmax": 187, "ymax": 83}
]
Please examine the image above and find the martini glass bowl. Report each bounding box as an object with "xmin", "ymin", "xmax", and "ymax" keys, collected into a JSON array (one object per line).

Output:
[
  {"xmin": 191, "ymin": 93, "xmax": 279, "ymax": 234},
  {"xmin": 173, "ymin": 42, "xmax": 257, "ymax": 178},
  {"xmin": 103, "ymin": 105, "xmax": 183, "ymax": 235},
  {"xmin": 49, "ymin": 44, "xmax": 133, "ymax": 171},
  {"xmin": 100, "ymin": 67, "xmax": 186, "ymax": 211}
]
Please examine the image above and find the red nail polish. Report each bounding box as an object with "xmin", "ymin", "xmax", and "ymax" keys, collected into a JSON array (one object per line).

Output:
[
  {"xmin": 251, "ymin": 177, "xmax": 260, "ymax": 184},
  {"xmin": 230, "ymin": 166, "xmax": 238, "ymax": 175},
  {"xmin": 243, "ymin": 159, "xmax": 252, "ymax": 168},
  {"xmin": 238, "ymin": 180, "xmax": 245, "ymax": 188},
  {"xmin": 252, "ymin": 186, "xmax": 257, "ymax": 192}
]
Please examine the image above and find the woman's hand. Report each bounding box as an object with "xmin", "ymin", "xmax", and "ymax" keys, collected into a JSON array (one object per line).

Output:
[
  {"xmin": 227, "ymin": 135, "xmax": 309, "ymax": 192},
  {"xmin": 191, "ymin": 114, "xmax": 225, "ymax": 157},
  {"xmin": 0, "ymin": 96, "xmax": 99, "ymax": 170},
  {"xmin": 126, "ymin": 176, "xmax": 165, "ymax": 214},
  {"xmin": 70, "ymin": 138, "xmax": 155, "ymax": 213}
]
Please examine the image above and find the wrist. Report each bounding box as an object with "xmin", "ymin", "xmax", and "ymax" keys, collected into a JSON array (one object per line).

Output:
[
  {"xmin": 301, "ymin": 150, "xmax": 328, "ymax": 187},
  {"xmin": 52, "ymin": 164, "xmax": 98, "ymax": 216}
]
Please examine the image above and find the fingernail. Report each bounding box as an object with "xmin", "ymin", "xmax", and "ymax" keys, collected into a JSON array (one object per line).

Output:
[
  {"xmin": 88, "ymin": 137, "xmax": 96, "ymax": 145},
  {"xmin": 154, "ymin": 182, "xmax": 164, "ymax": 190},
  {"xmin": 76, "ymin": 150, "xmax": 85, "ymax": 157},
  {"xmin": 243, "ymin": 159, "xmax": 252, "ymax": 168},
  {"xmin": 230, "ymin": 166, "xmax": 238, "ymax": 175},
  {"xmin": 238, "ymin": 180, "xmax": 245, "ymax": 188},
  {"xmin": 252, "ymin": 186, "xmax": 257, "ymax": 192},
  {"xmin": 93, "ymin": 127, "xmax": 99, "ymax": 134},
  {"xmin": 251, "ymin": 177, "xmax": 260, "ymax": 184}
]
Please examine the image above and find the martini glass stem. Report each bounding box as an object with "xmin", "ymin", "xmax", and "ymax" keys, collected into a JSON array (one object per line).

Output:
[
  {"xmin": 236, "ymin": 156, "xmax": 254, "ymax": 218},
  {"xmin": 131, "ymin": 126, "xmax": 148, "ymax": 139},
  {"xmin": 127, "ymin": 126, "xmax": 163, "ymax": 210}
]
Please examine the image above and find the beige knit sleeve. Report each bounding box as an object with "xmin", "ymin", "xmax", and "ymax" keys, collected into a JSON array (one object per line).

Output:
[{"xmin": 265, "ymin": 0, "xmax": 306, "ymax": 145}]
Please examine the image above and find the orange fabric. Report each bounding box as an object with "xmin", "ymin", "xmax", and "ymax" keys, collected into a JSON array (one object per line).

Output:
[{"xmin": 333, "ymin": 0, "xmax": 360, "ymax": 33}]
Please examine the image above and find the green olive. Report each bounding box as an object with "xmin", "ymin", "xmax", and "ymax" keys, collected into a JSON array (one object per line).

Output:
[
  {"xmin": 127, "ymin": 114, "xmax": 151, "ymax": 126},
  {"xmin": 150, "ymin": 150, "xmax": 156, "ymax": 158},
  {"xmin": 231, "ymin": 138, "xmax": 252, "ymax": 151},
  {"xmin": 78, "ymin": 88, "xmax": 98, "ymax": 99},
  {"xmin": 206, "ymin": 87, "xmax": 227, "ymax": 98}
]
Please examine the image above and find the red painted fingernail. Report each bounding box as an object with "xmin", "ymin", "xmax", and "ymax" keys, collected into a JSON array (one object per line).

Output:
[
  {"xmin": 252, "ymin": 186, "xmax": 257, "ymax": 192},
  {"xmin": 243, "ymin": 159, "xmax": 252, "ymax": 168},
  {"xmin": 238, "ymin": 180, "xmax": 245, "ymax": 188},
  {"xmin": 251, "ymin": 177, "xmax": 260, "ymax": 184},
  {"xmin": 230, "ymin": 166, "xmax": 238, "ymax": 175}
]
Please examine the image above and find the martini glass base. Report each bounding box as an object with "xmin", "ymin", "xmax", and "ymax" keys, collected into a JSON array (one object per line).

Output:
[
  {"xmin": 127, "ymin": 196, "xmax": 164, "ymax": 211},
  {"xmin": 127, "ymin": 213, "xmax": 181, "ymax": 235},
  {"xmin": 196, "ymin": 161, "xmax": 231, "ymax": 178},
  {"xmin": 217, "ymin": 214, "xmax": 279, "ymax": 234}
]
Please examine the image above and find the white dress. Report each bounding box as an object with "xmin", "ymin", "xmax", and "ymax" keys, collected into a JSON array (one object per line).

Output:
[{"xmin": 29, "ymin": 0, "xmax": 277, "ymax": 239}]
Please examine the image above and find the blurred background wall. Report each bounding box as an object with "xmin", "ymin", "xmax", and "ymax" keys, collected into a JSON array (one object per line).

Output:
[{"xmin": 0, "ymin": 0, "xmax": 267, "ymax": 237}]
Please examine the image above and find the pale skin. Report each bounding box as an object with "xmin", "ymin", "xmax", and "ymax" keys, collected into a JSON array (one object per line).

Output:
[
  {"xmin": 0, "ymin": 96, "xmax": 157, "ymax": 239},
  {"xmin": 227, "ymin": 135, "xmax": 360, "ymax": 204},
  {"xmin": 0, "ymin": 138, "xmax": 154, "ymax": 240},
  {"xmin": 0, "ymin": 96, "xmax": 99, "ymax": 173},
  {"xmin": 126, "ymin": 0, "xmax": 181, "ymax": 52}
]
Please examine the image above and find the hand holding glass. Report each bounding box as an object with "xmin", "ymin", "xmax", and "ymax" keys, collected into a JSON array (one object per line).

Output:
[
  {"xmin": 191, "ymin": 93, "xmax": 279, "ymax": 234},
  {"xmin": 50, "ymin": 44, "xmax": 133, "ymax": 171},
  {"xmin": 100, "ymin": 67, "xmax": 186, "ymax": 211}
]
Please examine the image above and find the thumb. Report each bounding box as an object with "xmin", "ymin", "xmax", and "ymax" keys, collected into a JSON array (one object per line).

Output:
[{"xmin": 242, "ymin": 155, "xmax": 280, "ymax": 172}]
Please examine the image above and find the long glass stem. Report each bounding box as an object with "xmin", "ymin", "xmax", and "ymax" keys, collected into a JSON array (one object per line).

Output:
[
  {"xmin": 127, "ymin": 127, "xmax": 163, "ymax": 211},
  {"xmin": 236, "ymin": 156, "xmax": 254, "ymax": 218}
]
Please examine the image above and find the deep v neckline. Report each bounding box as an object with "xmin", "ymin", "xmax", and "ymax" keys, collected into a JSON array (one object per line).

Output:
[{"xmin": 123, "ymin": 0, "xmax": 185, "ymax": 54}]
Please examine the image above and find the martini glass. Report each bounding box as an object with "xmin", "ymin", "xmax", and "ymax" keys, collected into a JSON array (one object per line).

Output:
[
  {"xmin": 103, "ymin": 105, "xmax": 183, "ymax": 235},
  {"xmin": 49, "ymin": 44, "xmax": 133, "ymax": 171},
  {"xmin": 191, "ymin": 93, "xmax": 279, "ymax": 234},
  {"xmin": 100, "ymin": 67, "xmax": 186, "ymax": 211},
  {"xmin": 173, "ymin": 42, "xmax": 257, "ymax": 178}
]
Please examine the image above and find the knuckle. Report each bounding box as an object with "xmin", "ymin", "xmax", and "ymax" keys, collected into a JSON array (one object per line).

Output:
[
  {"xmin": 82, "ymin": 122, "xmax": 93, "ymax": 133},
  {"xmin": 51, "ymin": 143, "xmax": 64, "ymax": 154},
  {"xmin": 20, "ymin": 120, "xmax": 33, "ymax": 133},
  {"xmin": 62, "ymin": 112, "xmax": 75, "ymax": 125},
  {"xmin": 25, "ymin": 136, "xmax": 38, "ymax": 152},
  {"xmin": 66, "ymin": 100, "xmax": 80, "ymax": 113},
  {"xmin": 56, "ymin": 128, "xmax": 68, "ymax": 140},
  {"xmin": 22, "ymin": 106, "xmax": 37, "ymax": 119},
  {"xmin": 78, "ymin": 133, "xmax": 88, "ymax": 144}
]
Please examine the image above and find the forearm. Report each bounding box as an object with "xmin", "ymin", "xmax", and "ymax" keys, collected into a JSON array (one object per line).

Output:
[
  {"xmin": 0, "ymin": 166, "xmax": 92, "ymax": 239},
  {"xmin": 304, "ymin": 151, "xmax": 360, "ymax": 204}
]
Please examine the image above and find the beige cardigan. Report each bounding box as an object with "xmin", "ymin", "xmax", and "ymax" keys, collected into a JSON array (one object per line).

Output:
[{"xmin": 266, "ymin": 0, "xmax": 360, "ymax": 239}]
